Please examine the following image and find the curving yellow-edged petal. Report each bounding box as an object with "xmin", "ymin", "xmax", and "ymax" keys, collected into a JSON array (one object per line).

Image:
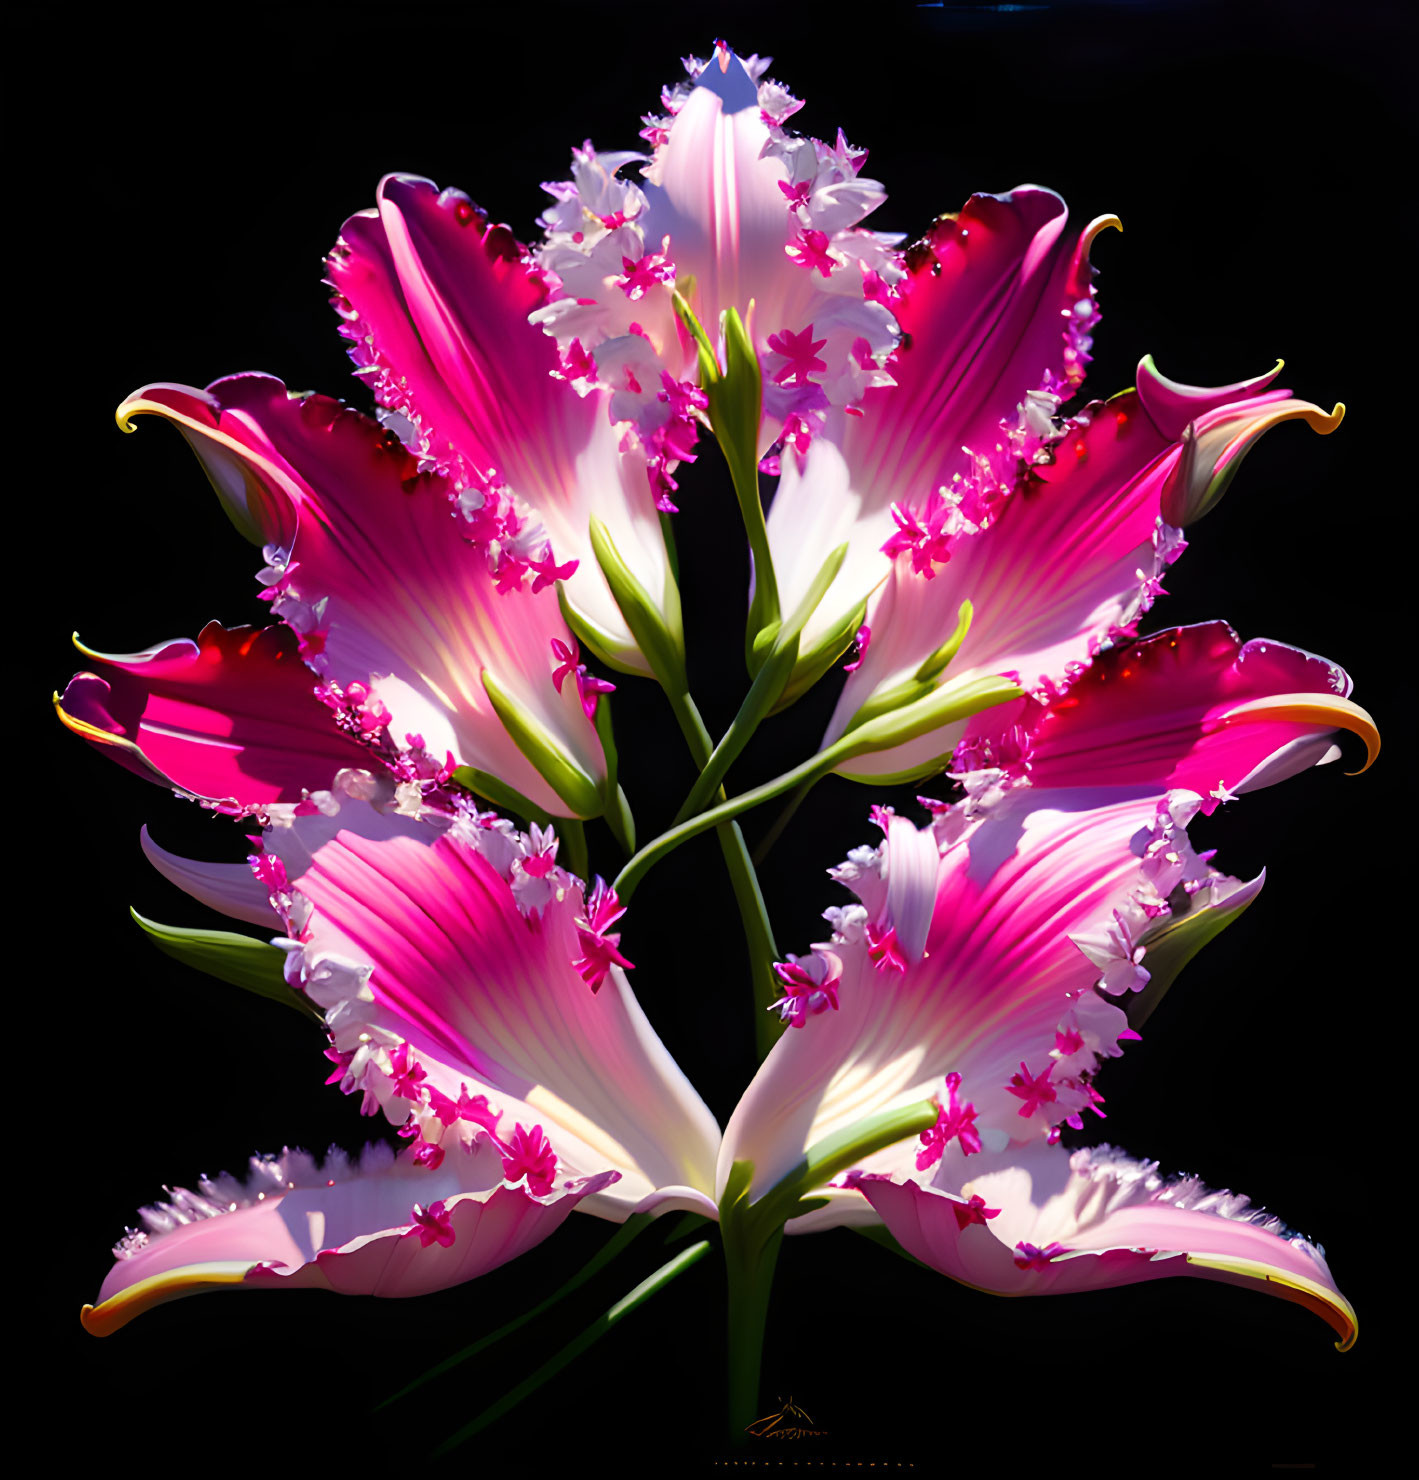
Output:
[
  {"xmin": 1185, "ymin": 1252, "xmax": 1358, "ymax": 1351},
  {"xmin": 1220, "ymin": 692, "xmax": 1380, "ymax": 774},
  {"xmin": 80, "ymin": 1261, "xmax": 257, "ymax": 1337}
]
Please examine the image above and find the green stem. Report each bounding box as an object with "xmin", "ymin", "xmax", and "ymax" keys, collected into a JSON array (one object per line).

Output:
[
  {"xmin": 661, "ymin": 688, "xmax": 783, "ymax": 1061},
  {"xmin": 723, "ymin": 1222, "xmax": 783, "ymax": 1444},
  {"xmin": 716, "ymin": 1105, "xmax": 938, "ymax": 1446},
  {"xmin": 558, "ymin": 817, "xmax": 589, "ymax": 884},
  {"xmin": 750, "ymin": 776, "xmax": 818, "ymax": 866},
  {"xmin": 615, "ymin": 746, "xmax": 841, "ymax": 903},
  {"xmin": 671, "ymin": 636, "xmax": 796, "ymax": 827},
  {"xmin": 621, "ymin": 672, "xmax": 1027, "ymax": 900},
  {"xmin": 730, "ymin": 453, "xmax": 780, "ymax": 673}
]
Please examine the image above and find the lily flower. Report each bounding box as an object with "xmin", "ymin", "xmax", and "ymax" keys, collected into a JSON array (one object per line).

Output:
[
  {"xmin": 766, "ymin": 185, "xmax": 1116, "ymax": 672},
  {"xmin": 530, "ymin": 45, "xmax": 902, "ymax": 479},
  {"xmin": 106, "ymin": 377, "xmax": 612, "ymax": 819},
  {"xmin": 82, "ymin": 796, "xmax": 721, "ymax": 1335},
  {"xmin": 327, "ymin": 173, "xmax": 680, "ymax": 678},
  {"xmin": 717, "ymin": 628, "xmax": 1369, "ymax": 1345},
  {"xmin": 816, "ymin": 357, "xmax": 1348, "ymax": 782},
  {"xmin": 721, "ymin": 789, "xmax": 1355, "ymax": 1347}
]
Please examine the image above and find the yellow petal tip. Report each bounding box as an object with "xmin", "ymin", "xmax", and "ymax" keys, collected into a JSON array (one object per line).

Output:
[{"xmin": 81, "ymin": 1261, "xmax": 256, "ymax": 1337}]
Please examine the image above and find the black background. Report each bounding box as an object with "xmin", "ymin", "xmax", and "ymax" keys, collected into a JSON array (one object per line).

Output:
[{"xmin": 34, "ymin": 1, "xmax": 1406, "ymax": 1469}]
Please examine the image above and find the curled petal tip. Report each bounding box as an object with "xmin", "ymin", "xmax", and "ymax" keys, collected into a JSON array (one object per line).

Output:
[
  {"xmin": 1185, "ymin": 1253, "xmax": 1358, "ymax": 1352},
  {"xmin": 1085, "ymin": 213, "xmax": 1123, "ymax": 245},
  {"xmin": 80, "ymin": 1262, "xmax": 256, "ymax": 1337},
  {"xmin": 1222, "ymin": 693, "xmax": 1379, "ymax": 776}
]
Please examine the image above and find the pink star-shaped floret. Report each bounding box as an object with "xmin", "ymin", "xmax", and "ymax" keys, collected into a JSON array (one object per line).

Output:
[
  {"xmin": 767, "ymin": 324, "xmax": 828, "ymax": 387},
  {"xmin": 1006, "ymin": 1061, "xmax": 1057, "ymax": 1119},
  {"xmin": 916, "ymin": 1072, "xmax": 983, "ymax": 1168},
  {"xmin": 501, "ymin": 1123, "xmax": 558, "ymax": 1196},
  {"xmin": 409, "ymin": 1200, "xmax": 457, "ymax": 1248}
]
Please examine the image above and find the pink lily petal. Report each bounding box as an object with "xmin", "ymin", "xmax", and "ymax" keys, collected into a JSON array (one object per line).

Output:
[
  {"xmin": 960, "ymin": 622, "xmax": 1379, "ymax": 806},
  {"xmin": 116, "ymin": 377, "xmax": 608, "ymax": 817},
  {"xmin": 768, "ymin": 190, "xmax": 1117, "ymax": 657},
  {"xmin": 533, "ymin": 48, "xmax": 901, "ymax": 459},
  {"xmin": 721, "ymin": 791, "xmax": 1200, "ymax": 1206},
  {"xmin": 847, "ymin": 1137, "xmax": 1354, "ymax": 1349},
  {"xmin": 826, "ymin": 365, "xmax": 1350, "ymax": 781},
  {"xmin": 82, "ymin": 1140, "xmax": 617, "ymax": 1335},
  {"xmin": 273, "ymin": 801, "xmax": 721, "ymax": 1218},
  {"xmin": 55, "ymin": 623, "xmax": 367, "ymax": 811},
  {"xmin": 329, "ymin": 174, "xmax": 674, "ymax": 675}
]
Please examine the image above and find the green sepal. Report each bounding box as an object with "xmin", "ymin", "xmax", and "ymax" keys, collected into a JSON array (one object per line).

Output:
[
  {"xmin": 841, "ymin": 600, "xmax": 976, "ymax": 734},
  {"xmin": 657, "ymin": 510, "xmax": 681, "ymax": 586},
  {"xmin": 1127, "ymin": 874, "xmax": 1265, "ymax": 1033},
  {"xmin": 482, "ymin": 669, "xmax": 604, "ymax": 820},
  {"xmin": 606, "ymin": 786, "xmax": 636, "ymax": 857},
  {"xmin": 713, "ymin": 306, "xmax": 766, "ymax": 496},
  {"xmin": 588, "ymin": 517, "xmax": 688, "ymax": 695},
  {"xmin": 914, "ymin": 599, "xmax": 974, "ymax": 682},
  {"xmin": 449, "ymin": 765, "xmax": 552, "ymax": 828},
  {"xmin": 777, "ymin": 542, "xmax": 848, "ymax": 650},
  {"xmin": 593, "ymin": 697, "xmax": 636, "ymax": 855},
  {"xmin": 558, "ymin": 817, "xmax": 590, "ymax": 883},
  {"xmin": 555, "ymin": 583, "xmax": 654, "ymax": 680},
  {"xmin": 673, "ymin": 288, "xmax": 719, "ymax": 384},
  {"xmin": 772, "ymin": 598, "xmax": 868, "ymax": 716},
  {"xmin": 674, "ymin": 292, "xmax": 780, "ymax": 665},
  {"xmin": 130, "ymin": 909, "xmax": 320, "ymax": 1022},
  {"xmin": 835, "ymin": 673, "xmax": 1024, "ymax": 773}
]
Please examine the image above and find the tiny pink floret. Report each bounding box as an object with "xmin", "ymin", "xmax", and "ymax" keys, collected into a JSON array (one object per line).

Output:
[
  {"xmin": 1007, "ymin": 1061, "xmax": 1058, "ymax": 1119},
  {"xmin": 866, "ymin": 921, "xmax": 908, "ymax": 976},
  {"xmin": 409, "ymin": 1200, "xmax": 457, "ymax": 1249},
  {"xmin": 767, "ymin": 325, "xmax": 829, "ymax": 387},
  {"xmin": 951, "ymin": 1194, "xmax": 1001, "ymax": 1231},
  {"xmin": 1013, "ymin": 1241, "xmax": 1070, "ymax": 1271},
  {"xmin": 501, "ymin": 1123, "xmax": 558, "ymax": 1196},
  {"xmin": 916, "ymin": 1072, "xmax": 982, "ymax": 1168}
]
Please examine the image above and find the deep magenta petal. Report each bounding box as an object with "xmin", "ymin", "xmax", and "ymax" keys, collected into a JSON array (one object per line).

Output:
[
  {"xmin": 990, "ymin": 622, "xmax": 1376, "ymax": 807},
  {"xmin": 57, "ymin": 623, "xmax": 368, "ymax": 807},
  {"xmin": 118, "ymin": 374, "xmax": 608, "ymax": 814},
  {"xmin": 329, "ymin": 174, "xmax": 673, "ymax": 674},
  {"xmin": 770, "ymin": 189, "xmax": 1117, "ymax": 660}
]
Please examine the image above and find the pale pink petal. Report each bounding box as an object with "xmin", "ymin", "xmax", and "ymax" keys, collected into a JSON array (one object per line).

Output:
[
  {"xmin": 720, "ymin": 792, "xmax": 1182, "ymax": 1205},
  {"xmin": 849, "ymin": 1138, "xmax": 1354, "ymax": 1349},
  {"xmin": 117, "ymin": 377, "xmax": 608, "ymax": 816},
  {"xmin": 276, "ymin": 803, "xmax": 721, "ymax": 1216},
  {"xmin": 56, "ymin": 623, "xmax": 367, "ymax": 810},
  {"xmin": 82, "ymin": 1141, "xmax": 616, "ymax": 1335},
  {"xmin": 140, "ymin": 826, "xmax": 277, "ymax": 928},
  {"xmin": 532, "ymin": 48, "xmax": 900, "ymax": 461}
]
